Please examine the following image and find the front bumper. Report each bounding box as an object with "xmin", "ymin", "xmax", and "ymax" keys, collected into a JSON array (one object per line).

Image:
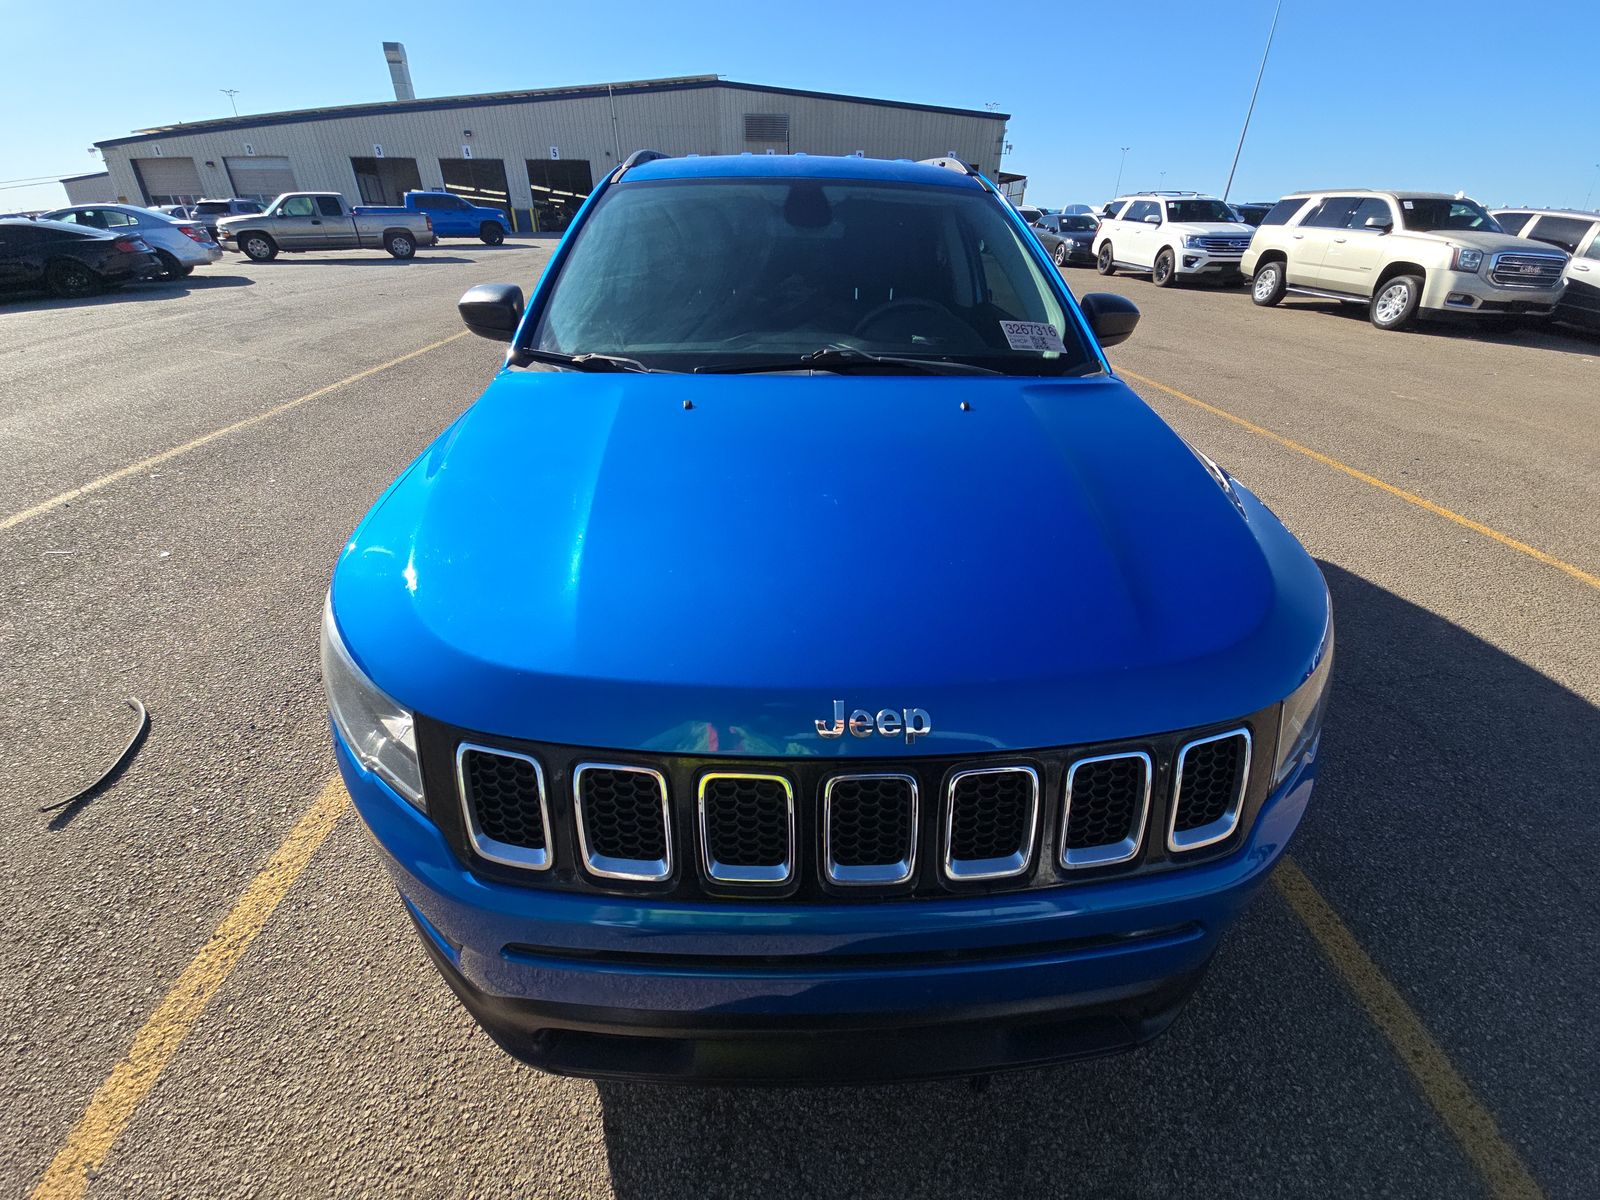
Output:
[
  {"xmin": 1423, "ymin": 271, "xmax": 1563, "ymax": 313},
  {"xmin": 1176, "ymin": 249, "xmax": 1246, "ymax": 277},
  {"xmin": 336, "ymin": 731, "xmax": 1317, "ymax": 1084}
]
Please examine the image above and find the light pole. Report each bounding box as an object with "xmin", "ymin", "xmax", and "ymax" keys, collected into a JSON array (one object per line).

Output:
[
  {"xmin": 1222, "ymin": 0, "xmax": 1282, "ymax": 201},
  {"xmin": 1113, "ymin": 147, "xmax": 1130, "ymax": 197},
  {"xmin": 1159, "ymin": 170, "xmax": 1167, "ymax": 188},
  {"xmin": 220, "ymin": 89, "xmax": 240, "ymax": 117},
  {"xmin": 1585, "ymin": 163, "xmax": 1600, "ymax": 212}
]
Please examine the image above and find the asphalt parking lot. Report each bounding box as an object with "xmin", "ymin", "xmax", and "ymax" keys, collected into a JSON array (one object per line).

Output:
[{"xmin": 3, "ymin": 246, "xmax": 1597, "ymax": 1199}]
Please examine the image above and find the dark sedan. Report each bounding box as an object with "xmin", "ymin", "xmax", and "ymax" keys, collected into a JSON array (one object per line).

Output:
[
  {"xmin": 1032, "ymin": 212, "xmax": 1100, "ymax": 267},
  {"xmin": 0, "ymin": 218, "xmax": 162, "ymax": 298}
]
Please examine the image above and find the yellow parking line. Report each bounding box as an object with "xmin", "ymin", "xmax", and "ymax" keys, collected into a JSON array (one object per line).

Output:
[
  {"xmin": 1274, "ymin": 859, "xmax": 1544, "ymax": 1200},
  {"xmin": 29, "ymin": 778, "xmax": 351, "ymax": 1200},
  {"xmin": 1117, "ymin": 367, "xmax": 1600, "ymax": 592},
  {"xmin": 0, "ymin": 331, "xmax": 469, "ymax": 535}
]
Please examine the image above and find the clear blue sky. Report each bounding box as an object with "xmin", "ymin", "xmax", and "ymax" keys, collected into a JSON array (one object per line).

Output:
[{"xmin": 4, "ymin": 0, "xmax": 1597, "ymax": 214}]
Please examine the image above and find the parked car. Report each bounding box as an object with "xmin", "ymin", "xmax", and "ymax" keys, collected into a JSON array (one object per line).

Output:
[
  {"xmin": 0, "ymin": 217, "xmax": 161, "ymax": 297},
  {"xmin": 1492, "ymin": 208, "xmax": 1600, "ymax": 332},
  {"xmin": 353, "ymin": 190, "xmax": 511, "ymax": 244},
  {"xmin": 1059, "ymin": 203, "xmax": 1096, "ymax": 217},
  {"xmin": 1032, "ymin": 211, "xmax": 1100, "ymax": 267},
  {"xmin": 1013, "ymin": 203, "xmax": 1044, "ymax": 225},
  {"xmin": 156, "ymin": 204, "xmax": 199, "ymax": 220},
  {"xmin": 215, "ymin": 193, "xmax": 436, "ymax": 260},
  {"xmin": 322, "ymin": 150, "xmax": 1332, "ymax": 1085},
  {"xmin": 191, "ymin": 198, "xmax": 264, "ymax": 238},
  {"xmin": 1231, "ymin": 202, "xmax": 1274, "ymax": 225},
  {"xmin": 42, "ymin": 203, "xmax": 220, "ymax": 280},
  {"xmin": 1244, "ymin": 190, "xmax": 1569, "ymax": 332},
  {"xmin": 1093, "ymin": 192, "xmax": 1254, "ymax": 287}
]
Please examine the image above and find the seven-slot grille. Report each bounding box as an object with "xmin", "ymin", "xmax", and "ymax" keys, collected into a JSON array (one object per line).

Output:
[
  {"xmin": 446, "ymin": 724, "xmax": 1260, "ymax": 895},
  {"xmin": 1489, "ymin": 252, "xmax": 1566, "ymax": 288},
  {"xmin": 944, "ymin": 766, "xmax": 1039, "ymax": 880},
  {"xmin": 824, "ymin": 774, "xmax": 919, "ymax": 885},
  {"xmin": 1168, "ymin": 730, "xmax": 1251, "ymax": 852},
  {"xmin": 574, "ymin": 764, "xmax": 672, "ymax": 881},
  {"xmin": 457, "ymin": 744, "xmax": 551, "ymax": 870},
  {"xmin": 698, "ymin": 774, "xmax": 795, "ymax": 884},
  {"xmin": 1061, "ymin": 752, "xmax": 1151, "ymax": 869}
]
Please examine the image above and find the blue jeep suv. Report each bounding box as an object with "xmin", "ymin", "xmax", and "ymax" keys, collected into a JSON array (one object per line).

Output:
[{"xmin": 323, "ymin": 152, "xmax": 1333, "ymax": 1083}]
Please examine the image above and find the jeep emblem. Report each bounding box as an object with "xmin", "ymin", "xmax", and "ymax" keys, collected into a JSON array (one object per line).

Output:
[{"xmin": 814, "ymin": 700, "xmax": 932, "ymax": 745}]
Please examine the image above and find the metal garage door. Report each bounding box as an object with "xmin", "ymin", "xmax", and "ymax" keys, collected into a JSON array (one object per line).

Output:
[
  {"xmin": 131, "ymin": 156, "xmax": 203, "ymax": 205},
  {"xmin": 225, "ymin": 156, "xmax": 297, "ymax": 203}
]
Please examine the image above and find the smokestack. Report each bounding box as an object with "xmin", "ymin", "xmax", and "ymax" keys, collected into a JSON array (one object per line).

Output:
[{"xmin": 383, "ymin": 42, "xmax": 415, "ymax": 101}]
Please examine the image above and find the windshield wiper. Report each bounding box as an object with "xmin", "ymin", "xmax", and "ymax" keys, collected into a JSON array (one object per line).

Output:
[
  {"xmin": 513, "ymin": 348, "xmax": 659, "ymax": 373},
  {"xmin": 693, "ymin": 347, "xmax": 1002, "ymax": 376}
]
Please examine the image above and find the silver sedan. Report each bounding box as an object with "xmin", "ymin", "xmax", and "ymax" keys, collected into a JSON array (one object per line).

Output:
[{"xmin": 40, "ymin": 203, "xmax": 222, "ymax": 280}]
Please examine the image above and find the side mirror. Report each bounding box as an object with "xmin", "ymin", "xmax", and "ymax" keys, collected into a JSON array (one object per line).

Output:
[
  {"xmin": 459, "ymin": 283, "xmax": 524, "ymax": 341},
  {"xmin": 1143, "ymin": 214, "xmax": 1161, "ymax": 224},
  {"xmin": 1364, "ymin": 215, "xmax": 1393, "ymax": 232},
  {"xmin": 1079, "ymin": 292, "xmax": 1140, "ymax": 348}
]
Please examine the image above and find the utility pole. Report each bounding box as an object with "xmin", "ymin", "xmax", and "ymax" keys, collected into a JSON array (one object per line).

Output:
[
  {"xmin": 1585, "ymin": 163, "xmax": 1600, "ymax": 212},
  {"xmin": 220, "ymin": 89, "xmax": 240, "ymax": 117},
  {"xmin": 1222, "ymin": 0, "xmax": 1282, "ymax": 201},
  {"xmin": 1113, "ymin": 147, "xmax": 1130, "ymax": 198}
]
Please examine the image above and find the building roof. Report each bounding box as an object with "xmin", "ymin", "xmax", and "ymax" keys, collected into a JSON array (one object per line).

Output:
[
  {"xmin": 59, "ymin": 171, "xmax": 111, "ymax": 183},
  {"xmin": 96, "ymin": 75, "xmax": 1009, "ymax": 150}
]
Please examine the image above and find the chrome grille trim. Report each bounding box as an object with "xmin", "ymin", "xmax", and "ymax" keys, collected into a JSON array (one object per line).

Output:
[
  {"xmin": 696, "ymin": 772, "xmax": 796, "ymax": 885},
  {"xmin": 573, "ymin": 762, "xmax": 673, "ymax": 882},
  {"xmin": 1060, "ymin": 750, "xmax": 1152, "ymax": 870},
  {"xmin": 456, "ymin": 743, "xmax": 552, "ymax": 871},
  {"xmin": 943, "ymin": 765, "xmax": 1039, "ymax": 881},
  {"xmin": 1167, "ymin": 729, "xmax": 1252, "ymax": 853},
  {"xmin": 1195, "ymin": 236, "xmax": 1251, "ymax": 253},
  {"xmin": 822, "ymin": 773, "xmax": 919, "ymax": 886},
  {"xmin": 1488, "ymin": 251, "xmax": 1567, "ymax": 289}
]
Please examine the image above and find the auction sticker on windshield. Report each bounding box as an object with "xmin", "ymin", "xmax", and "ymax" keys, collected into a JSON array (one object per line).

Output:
[{"xmin": 1000, "ymin": 321, "xmax": 1066, "ymax": 352}]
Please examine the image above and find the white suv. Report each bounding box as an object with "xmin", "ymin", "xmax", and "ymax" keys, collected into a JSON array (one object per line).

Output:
[{"xmin": 1092, "ymin": 192, "xmax": 1254, "ymax": 287}]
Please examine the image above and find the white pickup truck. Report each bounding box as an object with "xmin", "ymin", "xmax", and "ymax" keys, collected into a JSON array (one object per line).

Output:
[{"xmin": 216, "ymin": 192, "xmax": 436, "ymax": 261}]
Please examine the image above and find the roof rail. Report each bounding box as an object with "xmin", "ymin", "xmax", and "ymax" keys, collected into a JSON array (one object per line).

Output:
[
  {"xmin": 917, "ymin": 155, "xmax": 980, "ymax": 178},
  {"xmin": 616, "ymin": 149, "xmax": 670, "ymax": 178}
]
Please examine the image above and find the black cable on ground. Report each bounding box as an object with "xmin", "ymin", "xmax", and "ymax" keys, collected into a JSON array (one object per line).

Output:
[{"xmin": 40, "ymin": 697, "xmax": 150, "ymax": 817}]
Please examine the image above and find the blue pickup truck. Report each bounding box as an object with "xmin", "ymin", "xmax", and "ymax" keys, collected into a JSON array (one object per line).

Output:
[
  {"xmin": 324, "ymin": 152, "xmax": 1333, "ymax": 1084},
  {"xmin": 353, "ymin": 191, "xmax": 510, "ymax": 244}
]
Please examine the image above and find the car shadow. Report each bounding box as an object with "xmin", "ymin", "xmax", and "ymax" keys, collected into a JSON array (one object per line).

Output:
[
  {"xmin": 228, "ymin": 255, "xmax": 479, "ymax": 266},
  {"xmin": 0, "ymin": 274, "xmax": 255, "ymax": 313},
  {"xmin": 1280, "ymin": 297, "xmax": 1600, "ymax": 353},
  {"xmin": 591, "ymin": 560, "xmax": 1599, "ymax": 1199}
]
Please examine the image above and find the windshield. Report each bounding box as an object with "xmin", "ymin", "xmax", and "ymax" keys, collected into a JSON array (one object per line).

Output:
[
  {"xmin": 530, "ymin": 178, "xmax": 1095, "ymax": 376},
  {"xmin": 1165, "ymin": 200, "xmax": 1240, "ymax": 223},
  {"xmin": 196, "ymin": 202, "xmax": 232, "ymax": 214},
  {"xmin": 1399, "ymin": 198, "xmax": 1501, "ymax": 233},
  {"xmin": 1060, "ymin": 215, "xmax": 1098, "ymax": 231}
]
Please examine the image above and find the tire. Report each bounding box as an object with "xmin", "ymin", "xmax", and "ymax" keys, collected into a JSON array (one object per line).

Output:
[
  {"xmin": 385, "ymin": 231, "xmax": 416, "ymax": 259},
  {"xmin": 154, "ymin": 250, "xmax": 193, "ymax": 281},
  {"xmin": 1152, "ymin": 248, "xmax": 1177, "ymax": 288},
  {"xmin": 1251, "ymin": 260, "xmax": 1286, "ymax": 306},
  {"xmin": 1371, "ymin": 274, "xmax": 1422, "ymax": 331},
  {"xmin": 241, "ymin": 233, "xmax": 277, "ymax": 262},
  {"xmin": 480, "ymin": 222, "xmax": 505, "ymax": 245},
  {"xmin": 1096, "ymin": 243, "xmax": 1116, "ymax": 275},
  {"xmin": 1053, "ymin": 242, "xmax": 1068, "ymax": 268},
  {"xmin": 46, "ymin": 258, "xmax": 98, "ymax": 298}
]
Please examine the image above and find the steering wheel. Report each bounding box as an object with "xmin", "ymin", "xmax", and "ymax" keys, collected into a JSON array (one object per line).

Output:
[{"xmin": 851, "ymin": 297, "xmax": 957, "ymax": 338}]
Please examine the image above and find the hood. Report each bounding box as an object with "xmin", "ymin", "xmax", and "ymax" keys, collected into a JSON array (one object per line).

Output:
[
  {"xmin": 1402, "ymin": 228, "xmax": 1564, "ymax": 255},
  {"xmin": 333, "ymin": 372, "xmax": 1328, "ymax": 755},
  {"xmin": 1171, "ymin": 222, "xmax": 1252, "ymax": 237}
]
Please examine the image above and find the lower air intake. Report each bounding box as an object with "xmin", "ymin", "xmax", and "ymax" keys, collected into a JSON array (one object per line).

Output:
[
  {"xmin": 575, "ymin": 764, "xmax": 672, "ymax": 881},
  {"xmin": 944, "ymin": 766, "xmax": 1038, "ymax": 881},
  {"xmin": 1169, "ymin": 730, "xmax": 1251, "ymax": 852}
]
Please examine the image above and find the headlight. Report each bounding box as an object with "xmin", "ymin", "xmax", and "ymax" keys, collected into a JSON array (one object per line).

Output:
[
  {"xmin": 1274, "ymin": 616, "xmax": 1334, "ymax": 785},
  {"xmin": 1451, "ymin": 247, "xmax": 1484, "ymax": 273},
  {"xmin": 321, "ymin": 595, "xmax": 424, "ymax": 808},
  {"xmin": 1183, "ymin": 234, "xmax": 1206, "ymax": 249}
]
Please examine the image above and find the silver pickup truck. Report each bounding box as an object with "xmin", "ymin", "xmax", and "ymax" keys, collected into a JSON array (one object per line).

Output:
[{"xmin": 216, "ymin": 192, "xmax": 436, "ymax": 261}]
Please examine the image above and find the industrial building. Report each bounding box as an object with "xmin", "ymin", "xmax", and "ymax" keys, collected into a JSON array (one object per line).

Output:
[{"xmin": 90, "ymin": 69, "xmax": 1011, "ymax": 233}]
